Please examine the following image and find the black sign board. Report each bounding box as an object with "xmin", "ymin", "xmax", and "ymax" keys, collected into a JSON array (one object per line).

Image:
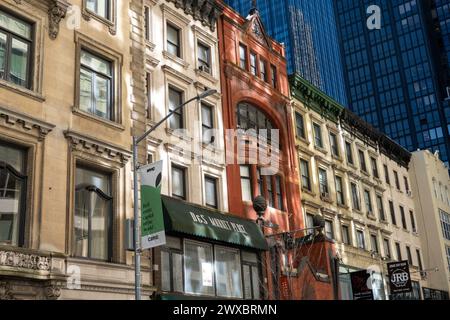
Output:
[
  {"xmin": 388, "ymin": 260, "xmax": 412, "ymax": 294},
  {"xmin": 350, "ymin": 270, "xmax": 374, "ymax": 300}
]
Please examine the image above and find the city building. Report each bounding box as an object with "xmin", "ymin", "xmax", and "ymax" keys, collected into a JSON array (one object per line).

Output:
[
  {"xmin": 138, "ymin": 0, "xmax": 271, "ymax": 301},
  {"xmin": 223, "ymin": 0, "xmax": 348, "ymax": 106},
  {"xmin": 334, "ymin": 0, "xmax": 450, "ymax": 167},
  {"xmin": 409, "ymin": 149, "xmax": 450, "ymax": 298},
  {"xmin": 0, "ymin": 0, "xmax": 143, "ymax": 299},
  {"xmin": 290, "ymin": 73, "xmax": 435, "ymax": 300},
  {"xmin": 218, "ymin": 5, "xmax": 338, "ymax": 300}
]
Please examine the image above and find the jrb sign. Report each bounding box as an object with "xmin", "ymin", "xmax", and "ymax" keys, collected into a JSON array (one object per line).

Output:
[
  {"xmin": 139, "ymin": 160, "xmax": 166, "ymax": 250},
  {"xmin": 387, "ymin": 260, "xmax": 412, "ymax": 294}
]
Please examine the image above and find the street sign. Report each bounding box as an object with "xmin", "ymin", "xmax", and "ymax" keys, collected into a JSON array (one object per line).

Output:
[
  {"xmin": 387, "ymin": 260, "xmax": 412, "ymax": 294},
  {"xmin": 139, "ymin": 160, "xmax": 166, "ymax": 250},
  {"xmin": 350, "ymin": 270, "xmax": 374, "ymax": 300}
]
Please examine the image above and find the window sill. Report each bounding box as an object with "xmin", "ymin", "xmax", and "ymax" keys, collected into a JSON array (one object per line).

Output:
[
  {"xmin": 337, "ymin": 203, "xmax": 349, "ymax": 210},
  {"xmin": 165, "ymin": 127, "xmax": 193, "ymax": 142},
  {"xmin": 82, "ymin": 9, "xmax": 116, "ymax": 35},
  {"xmin": 72, "ymin": 108, "xmax": 125, "ymax": 131},
  {"xmin": 162, "ymin": 51, "xmax": 189, "ymax": 69},
  {"xmin": 367, "ymin": 213, "xmax": 377, "ymax": 221},
  {"xmin": 314, "ymin": 146, "xmax": 328, "ymax": 155},
  {"xmin": 145, "ymin": 40, "xmax": 156, "ymax": 52},
  {"xmin": 320, "ymin": 195, "xmax": 333, "ymax": 203},
  {"xmin": 332, "ymin": 154, "xmax": 343, "ymax": 162},
  {"xmin": 0, "ymin": 80, "xmax": 45, "ymax": 102},
  {"xmin": 296, "ymin": 136, "xmax": 310, "ymax": 145},
  {"xmin": 301, "ymin": 188, "xmax": 315, "ymax": 197},
  {"xmin": 195, "ymin": 68, "xmax": 218, "ymax": 84}
]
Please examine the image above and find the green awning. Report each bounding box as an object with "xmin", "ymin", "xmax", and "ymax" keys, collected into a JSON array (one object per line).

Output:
[{"xmin": 161, "ymin": 196, "xmax": 268, "ymax": 251}]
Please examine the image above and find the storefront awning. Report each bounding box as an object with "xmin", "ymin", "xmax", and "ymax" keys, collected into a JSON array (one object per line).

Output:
[{"xmin": 161, "ymin": 196, "xmax": 268, "ymax": 251}]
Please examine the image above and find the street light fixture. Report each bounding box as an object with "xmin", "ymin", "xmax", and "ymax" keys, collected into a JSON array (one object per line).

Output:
[{"xmin": 132, "ymin": 88, "xmax": 217, "ymax": 300}]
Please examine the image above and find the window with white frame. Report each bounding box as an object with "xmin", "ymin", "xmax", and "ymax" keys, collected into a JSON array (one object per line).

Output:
[
  {"xmin": 171, "ymin": 165, "xmax": 186, "ymax": 200},
  {"xmin": 318, "ymin": 168, "xmax": 329, "ymax": 196},
  {"xmin": 167, "ymin": 23, "xmax": 181, "ymax": 57},
  {"xmin": 86, "ymin": 0, "xmax": 112, "ymax": 20},
  {"xmin": 184, "ymin": 240, "xmax": 215, "ymax": 296},
  {"xmin": 204, "ymin": 176, "xmax": 218, "ymax": 209},
  {"xmin": 214, "ymin": 246, "xmax": 242, "ymax": 298},
  {"xmin": 201, "ymin": 103, "xmax": 214, "ymax": 144},
  {"xmin": 168, "ymin": 86, "xmax": 184, "ymax": 129},
  {"xmin": 197, "ymin": 41, "xmax": 211, "ymax": 74},
  {"xmin": 240, "ymin": 165, "xmax": 252, "ymax": 202},
  {"xmin": 356, "ymin": 229, "xmax": 365, "ymax": 249},
  {"xmin": 440, "ymin": 209, "xmax": 450, "ymax": 241}
]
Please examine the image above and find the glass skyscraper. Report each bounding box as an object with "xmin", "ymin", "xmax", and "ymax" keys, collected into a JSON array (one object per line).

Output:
[
  {"xmin": 335, "ymin": 0, "xmax": 450, "ymax": 165},
  {"xmin": 224, "ymin": 0, "xmax": 348, "ymax": 106}
]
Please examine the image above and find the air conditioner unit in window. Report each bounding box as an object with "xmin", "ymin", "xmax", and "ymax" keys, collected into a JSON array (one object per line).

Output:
[
  {"xmin": 321, "ymin": 192, "xmax": 329, "ymax": 199},
  {"xmin": 199, "ymin": 65, "xmax": 210, "ymax": 74}
]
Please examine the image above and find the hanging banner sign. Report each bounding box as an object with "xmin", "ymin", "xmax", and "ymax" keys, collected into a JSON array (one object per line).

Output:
[
  {"xmin": 350, "ymin": 270, "xmax": 374, "ymax": 300},
  {"xmin": 139, "ymin": 160, "xmax": 166, "ymax": 250},
  {"xmin": 387, "ymin": 260, "xmax": 412, "ymax": 294}
]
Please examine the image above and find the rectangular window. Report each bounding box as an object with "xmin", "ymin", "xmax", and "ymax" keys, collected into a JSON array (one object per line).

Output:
[
  {"xmin": 394, "ymin": 171, "xmax": 400, "ymax": 190},
  {"xmin": 240, "ymin": 165, "xmax": 252, "ymax": 202},
  {"xmin": 318, "ymin": 168, "xmax": 329, "ymax": 196},
  {"xmin": 389, "ymin": 201, "xmax": 397, "ymax": 225},
  {"xmin": 406, "ymin": 246, "xmax": 413, "ymax": 265},
  {"xmin": 351, "ymin": 182, "xmax": 361, "ymax": 211},
  {"xmin": 410, "ymin": 210, "xmax": 416, "ymax": 233},
  {"xmin": 239, "ymin": 44, "xmax": 247, "ymax": 69},
  {"xmin": 416, "ymin": 249, "xmax": 423, "ymax": 270},
  {"xmin": 306, "ymin": 213, "xmax": 314, "ymax": 235},
  {"xmin": 371, "ymin": 157, "xmax": 379, "ymax": 178},
  {"xmin": 167, "ymin": 23, "xmax": 181, "ymax": 57},
  {"xmin": 446, "ymin": 247, "xmax": 450, "ymax": 273},
  {"xmin": 439, "ymin": 210, "xmax": 450, "ymax": 240},
  {"xmin": 300, "ymin": 159, "xmax": 311, "ymax": 191},
  {"xmin": 197, "ymin": 42, "xmax": 211, "ymax": 73},
  {"xmin": 168, "ymin": 86, "xmax": 184, "ymax": 129},
  {"xmin": 400, "ymin": 206, "xmax": 407, "ymax": 230},
  {"xmin": 201, "ymin": 103, "xmax": 214, "ymax": 144},
  {"xmin": 270, "ymin": 64, "xmax": 277, "ymax": 88},
  {"xmin": 74, "ymin": 166, "xmax": 112, "ymax": 261},
  {"xmin": 325, "ymin": 220, "xmax": 334, "ymax": 239},
  {"xmin": 0, "ymin": 142, "xmax": 27, "ymax": 247},
  {"xmin": 184, "ymin": 240, "xmax": 215, "ymax": 296},
  {"xmin": 384, "ymin": 238, "xmax": 391, "ymax": 259},
  {"xmin": 215, "ymin": 246, "xmax": 242, "ymax": 298},
  {"xmin": 205, "ymin": 176, "xmax": 218, "ymax": 209},
  {"xmin": 330, "ymin": 133, "xmax": 339, "ymax": 157},
  {"xmin": 146, "ymin": 72, "xmax": 151, "ymax": 118},
  {"xmin": 404, "ymin": 176, "xmax": 410, "ymax": 193},
  {"xmin": 161, "ymin": 237, "xmax": 183, "ymax": 293},
  {"xmin": 377, "ymin": 195, "xmax": 386, "ymax": 221},
  {"xmin": 267, "ymin": 176, "xmax": 274, "ymax": 208},
  {"xmin": 0, "ymin": 10, "xmax": 32, "ymax": 89},
  {"xmin": 370, "ymin": 234, "xmax": 378, "ymax": 253},
  {"xmin": 79, "ymin": 50, "xmax": 113, "ymax": 120},
  {"xmin": 250, "ymin": 52, "xmax": 257, "ymax": 75},
  {"xmin": 358, "ymin": 150, "xmax": 367, "ymax": 172},
  {"xmin": 275, "ymin": 175, "xmax": 284, "ymax": 211},
  {"xmin": 357, "ymin": 230, "xmax": 365, "ymax": 249},
  {"xmin": 242, "ymin": 251, "xmax": 260, "ymax": 300},
  {"xmin": 144, "ymin": 6, "xmax": 150, "ymax": 41},
  {"xmin": 395, "ymin": 243, "xmax": 402, "ymax": 261},
  {"xmin": 259, "ymin": 59, "xmax": 267, "ymax": 82},
  {"xmin": 86, "ymin": 0, "xmax": 111, "ymax": 20},
  {"xmin": 256, "ymin": 168, "xmax": 264, "ymax": 197},
  {"xmin": 364, "ymin": 190, "xmax": 373, "ymax": 214},
  {"xmin": 295, "ymin": 112, "xmax": 305, "ymax": 139},
  {"xmin": 384, "ymin": 165, "xmax": 390, "ymax": 185},
  {"xmin": 345, "ymin": 142, "xmax": 354, "ymax": 165},
  {"xmin": 342, "ymin": 225, "xmax": 351, "ymax": 245},
  {"xmin": 171, "ymin": 165, "xmax": 186, "ymax": 200},
  {"xmin": 313, "ymin": 123, "xmax": 323, "ymax": 148},
  {"xmin": 335, "ymin": 176, "xmax": 345, "ymax": 206}
]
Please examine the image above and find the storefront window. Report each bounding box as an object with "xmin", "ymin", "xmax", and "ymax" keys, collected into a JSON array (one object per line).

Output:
[
  {"xmin": 184, "ymin": 240, "xmax": 215, "ymax": 296},
  {"xmin": 215, "ymin": 246, "xmax": 242, "ymax": 298},
  {"xmin": 242, "ymin": 251, "xmax": 260, "ymax": 300}
]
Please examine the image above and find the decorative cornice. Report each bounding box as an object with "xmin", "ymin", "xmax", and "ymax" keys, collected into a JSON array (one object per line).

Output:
[
  {"xmin": 0, "ymin": 250, "xmax": 51, "ymax": 271},
  {"xmin": 64, "ymin": 130, "xmax": 132, "ymax": 166},
  {"xmin": 162, "ymin": 65, "xmax": 193, "ymax": 84},
  {"xmin": 0, "ymin": 105, "xmax": 55, "ymax": 141},
  {"xmin": 165, "ymin": 0, "xmax": 224, "ymax": 32}
]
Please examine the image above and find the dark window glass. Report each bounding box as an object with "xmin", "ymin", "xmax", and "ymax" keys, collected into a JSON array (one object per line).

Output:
[
  {"xmin": 275, "ymin": 175, "xmax": 284, "ymax": 211},
  {"xmin": 394, "ymin": 171, "xmax": 400, "ymax": 190},
  {"xmin": 410, "ymin": 210, "xmax": 416, "ymax": 233},
  {"xmin": 313, "ymin": 123, "xmax": 323, "ymax": 148},
  {"xmin": 146, "ymin": 72, "xmax": 151, "ymax": 118},
  {"xmin": 364, "ymin": 190, "xmax": 373, "ymax": 214},
  {"xmin": 384, "ymin": 165, "xmax": 390, "ymax": 185},
  {"xmin": 201, "ymin": 103, "xmax": 214, "ymax": 144},
  {"xmin": 370, "ymin": 234, "xmax": 378, "ymax": 253},
  {"xmin": 74, "ymin": 166, "xmax": 112, "ymax": 261},
  {"xmin": 357, "ymin": 230, "xmax": 365, "ymax": 249},
  {"xmin": 389, "ymin": 201, "xmax": 397, "ymax": 225},
  {"xmin": 250, "ymin": 52, "xmax": 257, "ymax": 75},
  {"xmin": 384, "ymin": 239, "xmax": 391, "ymax": 258},
  {"xmin": 270, "ymin": 64, "xmax": 277, "ymax": 88},
  {"xmin": 198, "ymin": 42, "xmax": 211, "ymax": 73},
  {"xmin": 239, "ymin": 44, "xmax": 247, "ymax": 69},
  {"xmin": 295, "ymin": 112, "xmax": 305, "ymax": 139},
  {"xmin": 168, "ymin": 87, "xmax": 183, "ymax": 129},
  {"xmin": 0, "ymin": 143, "xmax": 27, "ymax": 247},
  {"xmin": 358, "ymin": 150, "xmax": 367, "ymax": 172},
  {"xmin": 171, "ymin": 165, "xmax": 186, "ymax": 200},
  {"xmin": 335, "ymin": 176, "xmax": 345, "ymax": 206},
  {"xmin": 406, "ymin": 246, "xmax": 413, "ymax": 265},
  {"xmin": 300, "ymin": 159, "xmax": 311, "ymax": 191},
  {"xmin": 86, "ymin": 0, "xmax": 111, "ymax": 20},
  {"xmin": 325, "ymin": 220, "xmax": 334, "ymax": 239},
  {"xmin": 371, "ymin": 157, "xmax": 379, "ymax": 178},
  {"xmin": 236, "ymin": 103, "xmax": 277, "ymax": 145},
  {"xmin": 400, "ymin": 206, "xmax": 407, "ymax": 230},
  {"xmin": 79, "ymin": 50, "xmax": 113, "ymax": 120},
  {"xmin": 330, "ymin": 133, "xmax": 339, "ymax": 157},
  {"xmin": 345, "ymin": 142, "xmax": 354, "ymax": 165},
  {"xmin": 167, "ymin": 23, "xmax": 181, "ymax": 57},
  {"xmin": 259, "ymin": 59, "xmax": 267, "ymax": 82},
  {"xmin": 377, "ymin": 195, "xmax": 386, "ymax": 221},
  {"xmin": 416, "ymin": 249, "xmax": 423, "ymax": 270},
  {"xmin": 351, "ymin": 182, "xmax": 361, "ymax": 211},
  {"xmin": 396, "ymin": 243, "xmax": 402, "ymax": 261},
  {"xmin": 144, "ymin": 6, "xmax": 150, "ymax": 40},
  {"xmin": 404, "ymin": 176, "xmax": 410, "ymax": 193},
  {"xmin": 342, "ymin": 225, "xmax": 351, "ymax": 245},
  {"xmin": 242, "ymin": 251, "xmax": 260, "ymax": 300},
  {"xmin": 267, "ymin": 176, "xmax": 274, "ymax": 208}
]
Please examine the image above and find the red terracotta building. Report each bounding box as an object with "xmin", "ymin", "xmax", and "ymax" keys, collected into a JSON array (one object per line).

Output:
[{"xmin": 218, "ymin": 3, "xmax": 339, "ymax": 300}]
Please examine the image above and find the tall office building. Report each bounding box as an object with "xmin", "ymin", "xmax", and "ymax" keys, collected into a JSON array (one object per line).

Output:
[
  {"xmin": 223, "ymin": 0, "xmax": 348, "ymax": 106},
  {"xmin": 335, "ymin": 0, "xmax": 450, "ymax": 166}
]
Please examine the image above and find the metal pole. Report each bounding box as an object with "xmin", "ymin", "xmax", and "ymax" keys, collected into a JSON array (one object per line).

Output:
[{"xmin": 133, "ymin": 137, "xmax": 141, "ymax": 300}]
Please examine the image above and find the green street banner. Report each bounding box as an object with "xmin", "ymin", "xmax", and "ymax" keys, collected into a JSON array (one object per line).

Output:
[{"xmin": 139, "ymin": 160, "xmax": 165, "ymax": 250}]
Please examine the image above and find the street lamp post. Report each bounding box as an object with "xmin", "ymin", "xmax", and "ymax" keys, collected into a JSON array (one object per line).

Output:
[{"xmin": 132, "ymin": 89, "xmax": 217, "ymax": 300}]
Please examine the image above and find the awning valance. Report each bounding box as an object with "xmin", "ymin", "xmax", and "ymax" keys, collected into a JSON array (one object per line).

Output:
[{"xmin": 161, "ymin": 196, "xmax": 268, "ymax": 251}]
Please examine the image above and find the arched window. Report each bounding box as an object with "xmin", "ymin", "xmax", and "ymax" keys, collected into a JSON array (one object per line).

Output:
[{"xmin": 236, "ymin": 102, "xmax": 279, "ymax": 145}]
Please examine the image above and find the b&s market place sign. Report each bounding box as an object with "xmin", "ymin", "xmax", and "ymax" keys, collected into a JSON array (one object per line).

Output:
[{"xmin": 190, "ymin": 211, "xmax": 248, "ymax": 234}]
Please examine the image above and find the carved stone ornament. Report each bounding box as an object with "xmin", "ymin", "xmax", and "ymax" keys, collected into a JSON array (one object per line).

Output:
[
  {"xmin": 45, "ymin": 283, "xmax": 62, "ymax": 300},
  {"xmin": 0, "ymin": 250, "xmax": 51, "ymax": 271},
  {"xmin": 166, "ymin": 0, "xmax": 224, "ymax": 31},
  {"xmin": 48, "ymin": 0, "xmax": 70, "ymax": 40},
  {"xmin": 0, "ymin": 282, "xmax": 14, "ymax": 300}
]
